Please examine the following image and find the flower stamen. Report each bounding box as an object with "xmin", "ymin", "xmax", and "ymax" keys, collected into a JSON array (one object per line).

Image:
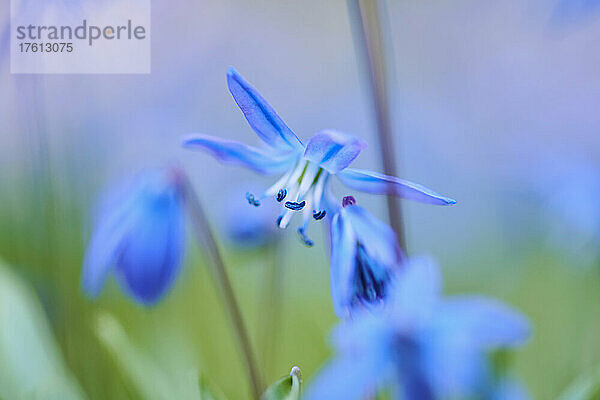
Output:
[
  {"xmin": 276, "ymin": 188, "xmax": 287, "ymax": 202},
  {"xmin": 342, "ymin": 196, "xmax": 356, "ymax": 208},
  {"xmin": 285, "ymin": 200, "xmax": 306, "ymax": 211},
  {"xmin": 297, "ymin": 227, "xmax": 314, "ymax": 247},
  {"xmin": 313, "ymin": 210, "xmax": 326, "ymax": 220},
  {"xmin": 246, "ymin": 192, "xmax": 261, "ymax": 207}
]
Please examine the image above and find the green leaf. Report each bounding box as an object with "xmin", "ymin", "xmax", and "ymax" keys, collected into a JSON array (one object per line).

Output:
[
  {"xmin": 95, "ymin": 312, "xmax": 223, "ymax": 400},
  {"xmin": 198, "ymin": 373, "xmax": 224, "ymax": 400},
  {"xmin": 559, "ymin": 367, "xmax": 600, "ymax": 400},
  {"xmin": 0, "ymin": 260, "xmax": 86, "ymax": 400},
  {"xmin": 261, "ymin": 366, "xmax": 302, "ymax": 400}
]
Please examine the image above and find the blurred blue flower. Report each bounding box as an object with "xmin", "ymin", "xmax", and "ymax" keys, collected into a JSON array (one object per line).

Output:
[
  {"xmin": 221, "ymin": 186, "xmax": 279, "ymax": 249},
  {"xmin": 304, "ymin": 256, "xmax": 530, "ymax": 400},
  {"xmin": 535, "ymin": 158, "xmax": 600, "ymax": 266},
  {"xmin": 182, "ymin": 67, "xmax": 455, "ymax": 246},
  {"xmin": 553, "ymin": 0, "xmax": 600, "ymax": 24},
  {"xmin": 81, "ymin": 168, "xmax": 186, "ymax": 306},
  {"xmin": 330, "ymin": 196, "xmax": 402, "ymax": 317}
]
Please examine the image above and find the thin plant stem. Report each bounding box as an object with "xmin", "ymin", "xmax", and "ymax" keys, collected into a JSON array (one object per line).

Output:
[
  {"xmin": 259, "ymin": 241, "xmax": 283, "ymax": 376},
  {"xmin": 180, "ymin": 174, "xmax": 264, "ymax": 399},
  {"xmin": 347, "ymin": 0, "xmax": 407, "ymax": 254}
]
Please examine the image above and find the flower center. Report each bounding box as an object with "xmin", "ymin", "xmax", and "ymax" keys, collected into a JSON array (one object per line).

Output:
[
  {"xmin": 351, "ymin": 244, "xmax": 389, "ymax": 307},
  {"xmin": 245, "ymin": 158, "xmax": 330, "ymax": 247},
  {"xmin": 274, "ymin": 159, "xmax": 328, "ymax": 229}
]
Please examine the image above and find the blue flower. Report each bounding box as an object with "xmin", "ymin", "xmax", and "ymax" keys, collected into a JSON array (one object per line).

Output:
[
  {"xmin": 221, "ymin": 186, "xmax": 280, "ymax": 249},
  {"xmin": 304, "ymin": 257, "xmax": 530, "ymax": 400},
  {"xmin": 81, "ymin": 168, "xmax": 186, "ymax": 306},
  {"xmin": 330, "ymin": 196, "xmax": 402, "ymax": 317},
  {"xmin": 552, "ymin": 0, "xmax": 600, "ymax": 25},
  {"xmin": 182, "ymin": 67, "xmax": 455, "ymax": 246},
  {"xmin": 532, "ymin": 158, "xmax": 600, "ymax": 266}
]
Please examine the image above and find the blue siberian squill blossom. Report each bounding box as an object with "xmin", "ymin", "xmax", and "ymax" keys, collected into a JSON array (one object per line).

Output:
[
  {"xmin": 81, "ymin": 168, "xmax": 186, "ymax": 306},
  {"xmin": 182, "ymin": 67, "xmax": 455, "ymax": 246},
  {"xmin": 222, "ymin": 186, "xmax": 280, "ymax": 249},
  {"xmin": 330, "ymin": 196, "xmax": 402, "ymax": 317},
  {"xmin": 304, "ymin": 257, "xmax": 530, "ymax": 400}
]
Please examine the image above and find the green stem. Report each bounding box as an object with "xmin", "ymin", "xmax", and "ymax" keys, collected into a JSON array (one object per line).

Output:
[
  {"xmin": 347, "ymin": 0, "xmax": 407, "ymax": 255},
  {"xmin": 259, "ymin": 241, "xmax": 283, "ymax": 376},
  {"xmin": 181, "ymin": 174, "xmax": 264, "ymax": 399}
]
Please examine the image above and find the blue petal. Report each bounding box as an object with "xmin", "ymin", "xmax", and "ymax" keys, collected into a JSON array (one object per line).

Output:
[
  {"xmin": 492, "ymin": 378, "xmax": 531, "ymax": 400},
  {"xmin": 303, "ymin": 355, "xmax": 387, "ymax": 400},
  {"xmin": 182, "ymin": 134, "xmax": 297, "ymax": 175},
  {"xmin": 420, "ymin": 296, "xmax": 530, "ymax": 396},
  {"xmin": 227, "ymin": 67, "xmax": 304, "ymax": 152},
  {"xmin": 81, "ymin": 181, "xmax": 142, "ymax": 298},
  {"xmin": 344, "ymin": 206, "xmax": 402, "ymax": 268},
  {"xmin": 113, "ymin": 181, "xmax": 185, "ymax": 305},
  {"xmin": 81, "ymin": 202, "xmax": 130, "ymax": 298},
  {"xmin": 304, "ymin": 130, "xmax": 366, "ymax": 173},
  {"xmin": 388, "ymin": 256, "xmax": 442, "ymax": 330},
  {"xmin": 338, "ymin": 168, "xmax": 456, "ymax": 205},
  {"xmin": 336, "ymin": 206, "xmax": 401, "ymax": 313},
  {"xmin": 396, "ymin": 341, "xmax": 436, "ymax": 400},
  {"xmin": 322, "ymin": 188, "xmax": 341, "ymax": 224},
  {"xmin": 437, "ymin": 296, "xmax": 531, "ymax": 349},
  {"xmin": 422, "ymin": 335, "xmax": 485, "ymax": 398},
  {"xmin": 329, "ymin": 212, "xmax": 358, "ymax": 317},
  {"xmin": 306, "ymin": 315, "xmax": 393, "ymax": 399},
  {"xmin": 331, "ymin": 311, "xmax": 392, "ymax": 355}
]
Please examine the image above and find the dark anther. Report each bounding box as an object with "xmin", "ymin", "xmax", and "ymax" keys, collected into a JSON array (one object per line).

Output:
[
  {"xmin": 313, "ymin": 210, "xmax": 326, "ymax": 220},
  {"xmin": 353, "ymin": 244, "xmax": 388, "ymax": 304},
  {"xmin": 276, "ymin": 215, "xmax": 283, "ymax": 226},
  {"xmin": 342, "ymin": 196, "xmax": 356, "ymax": 208},
  {"xmin": 276, "ymin": 188, "xmax": 287, "ymax": 202},
  {"xmin": 245, "ymin": 192, "xmax": 261, "ymax": 207},
  {"xmin": 297, "ymin": 227, "xmax": 314, "ymax": 247},
  {"xmin": 284, "ymin": 200, "xmax": 306, "ymax": 211}
]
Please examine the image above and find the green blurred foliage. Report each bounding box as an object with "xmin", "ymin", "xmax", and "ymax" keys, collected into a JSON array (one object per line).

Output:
[
  {"xmin": 0, "ymin": 259, "xmax": 85, "ymax": 400},
  {"xmin": 261, "ymin": 366, "xmax": 301, "ymax": 400},
  {"xmin": 559, "ymin": 365, "xmax": 600, "ymax": 400}
]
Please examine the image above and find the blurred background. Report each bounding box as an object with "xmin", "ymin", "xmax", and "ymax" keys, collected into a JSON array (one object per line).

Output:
[{"xmin": 1, "ymin": 0, "xmax": 600, "ymax": 398}]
